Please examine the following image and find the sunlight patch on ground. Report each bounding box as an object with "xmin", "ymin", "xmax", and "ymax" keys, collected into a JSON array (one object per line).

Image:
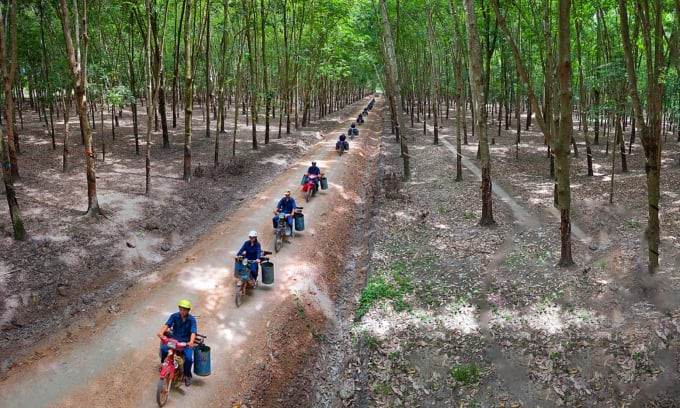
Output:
[
  {"xmin": 178, "ymin": 264, "xmax": 226, "ymax": 291},
  {"xmin": 58, "ymin": 253, "xmax": 82, "ymax": 267},
  {"xmin": 394, "ymin": 210, "xmax": 417, "ymax": 222},
  {"xmin": 120, "ymin": 234, "xmax": 164, "ymax": 266},
  {"xmin": 259, "ymin": 154, "xmax": 288, "ymax": 166},
  {"xmin": 98, "ymin": 192, "xmax": 149, "ymax": 224},
  {"xmin": 355, "ymin": 302, "xmax": 602, "ymax": 340},
  {"xmin": 30, "ymin": 233, "xmax": 71, "ymax": 242},
  {"xmin": 0, "ymin": 262, "xmax": 21, "ymax": 327},
  {"xmin": 440, "ymin": 303, "xmax": 479, "ymax": 334}
]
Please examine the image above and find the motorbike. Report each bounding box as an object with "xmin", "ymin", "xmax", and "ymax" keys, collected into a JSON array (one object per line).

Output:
[
  {"xmin": 349, "ymin": 127, "xmax": 359, "ymax": 140},
  {"xmin": 336, "ymin": 140, "xmax": 349, "ymax": 155},
  {"xmin": 357, "ymin": 115, "xmax": 364, "ymax": 124},
  {"xmin": 157, "ymin": 333, "xmax": 207, "ymax": 407},
  {"xmin": 302, "ymin": 173, "xmax": 324, "ymax": 202},
  {"xmin": 234, "ymin": 250, "xmax": 272, "ymax": 306},
  {"xmin": 274, "ymin": 208, "xmax": 301, "ymax": 252}
]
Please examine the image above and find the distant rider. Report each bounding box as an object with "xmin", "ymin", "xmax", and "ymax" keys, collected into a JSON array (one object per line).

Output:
[
  {"xmin": 348, "ymin": 123, "xmax": 358, "ymax": 138},
  {"xmin": 236, "ymin": 231, "xmax": 262, "ymax": 285},
  {"xmin": 336, "ymin": 133, "xmax": 349, "ymax": 151},
  {"xmin": 306, "ymin": 161, "xmax": 322, "ymax": 192},
  {"xmin": 272, "ymin": 190, "xmax": 297, "ymax": 232},
  {"xmin": 357, "ymin": 113, "xmax": 364, "ymax": 124},
  {"xmin": 157, "ymin": 299, "xmax": 197, "ymax": 386}
]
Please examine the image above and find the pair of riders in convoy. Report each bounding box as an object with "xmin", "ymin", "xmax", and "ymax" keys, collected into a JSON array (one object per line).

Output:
[{"xmin": 337, "ymin": 123, "xmax": 359, "ymax": 151}]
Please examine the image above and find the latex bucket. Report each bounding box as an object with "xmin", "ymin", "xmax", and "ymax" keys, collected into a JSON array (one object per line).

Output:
[
  {"xmin": 320, "ymin": 177, "xmax": 328, "ymax": 190},
  {"xmin": 234, "ymin": 260, "xmax": 245, "ymax": 278},
  {"xmin": 300, "ymin": 174, "xmax": 308, "ymax": 185},
  {"xmin": 294, "ymin": 212, "xmax": 305, "ymax": 231},
  {"xmin": 261, "ymin": 262, "xmax": 275, "ymax": 284},
  {"xmin": 193, "ymin": 344, "xmax": 211, "ymax": 376}
]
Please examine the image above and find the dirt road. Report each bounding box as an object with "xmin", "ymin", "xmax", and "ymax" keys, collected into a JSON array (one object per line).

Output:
[{"xmin": 0, "ymin": 100, "xmax": 382, "ymax": 408}]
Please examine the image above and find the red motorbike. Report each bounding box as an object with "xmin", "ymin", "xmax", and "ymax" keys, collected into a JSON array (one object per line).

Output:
[
  {"xmin": 302, "ymin": 173, "xmax": 324, "ymax": 202},
  {"xmin": 156, "ymin": 333, "xmax": 206, "ymax": 407}
]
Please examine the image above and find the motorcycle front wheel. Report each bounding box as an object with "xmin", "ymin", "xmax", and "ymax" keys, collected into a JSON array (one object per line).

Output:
[
  {"xmin": 274, "ymin": 232, "xmax": 283, "ymax": 252},
  {"xmin": 156, "ymin": 376, "xmax": 172, "ymax": 407},
  {"xmin": 306, "ymin": 187, "xmax": 313, "ymax": 202}
]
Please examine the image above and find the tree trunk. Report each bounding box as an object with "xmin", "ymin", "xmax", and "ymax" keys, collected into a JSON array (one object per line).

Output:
[
  {"xmin": 465, "ymin": 0, "xmax": 494, "ymax": 226},
  {"xmin": 618, "ymin": 0, "xmax": 664, "ymax": 273},
  {"xmin": 555, "ymin": 0, "xmax": 574, "ymax": 266},
  {"xmin": 183, "ymin": 0, "xmax": 194, "ymax": 181},
  {"xmin": 0, "ymin": 0, "xmax": 19, "ymax": 180},
  {"xmin": 204, "ymin": 0, "xmax": 211, "ymax": 140},
  {"xmin": 379, "ymin": 0, "xmax": 410, "ymax": 181},
  {"xmin": 260, "ymin": 0, "xmax": 270, "ymax": 144},
  {"xmin": 242, "ymin": 0, "xmax": 258, "ymax": 149},
  {"xmin": 426, "ymin": 1, "xmax": 439, "ymax": 145},
  {"xmin": 62, "ymin": 92, "xmax": 71, "ymax": 172},
  {"xmin": 59, "ymin": 0, "xmax": 101, "ymax": 216}
]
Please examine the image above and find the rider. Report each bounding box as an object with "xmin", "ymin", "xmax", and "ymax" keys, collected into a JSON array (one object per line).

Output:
[
  {"xmin": 348, "ymin": 123, "xmax": 358, "ymax": 138},
  {"xmin": 356, "ymin": 113, "xmax": 364, "ymax": 124},
  {"xmin": 236, "ymin": 231, "xmax": 262, "ymax": 285},
  {"xmin": 306, "ymin": 161, "xmax": 322, "ymax": 192},
  {"xmin": 157, "ymin": 299, "xmax": 197, "ymax": 386},
  {"xmin": 272, "ymin": 190, "xmax": 297, "ymax": 231},
  {"xmin": 336, "ymin": 133, "xmax": 348, "ymax": 151}
]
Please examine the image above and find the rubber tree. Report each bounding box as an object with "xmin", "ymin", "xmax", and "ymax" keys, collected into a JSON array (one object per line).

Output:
[
  {"xmin": 618, "ymin": 0, "xmax": 667, "ymax": 273},
  {"xmin": 379, "ymin": 0, "xmax": 410, "ymax": 181},
  {"xmin": 464, "ymin": 0, "xmax": 494, "ymax": 226},
  {"xmin": 554, "ymin": 0, "xmax": 574, "ymax": 266},
  {"xmin": 58, "ymin": 0, "xmax": 102, "ymax": 217},
  {"xmin": 0, "ymin": 0, "xmax": 19, "ymax": 180}
]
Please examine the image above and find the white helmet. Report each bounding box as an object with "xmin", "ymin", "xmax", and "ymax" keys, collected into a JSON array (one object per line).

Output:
[{"xmin": 249, "ymin": 230, "xmax": 258, "ymax": 238}]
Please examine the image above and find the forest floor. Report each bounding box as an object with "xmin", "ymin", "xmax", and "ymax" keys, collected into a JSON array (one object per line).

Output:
[
  {"xmin": 1, "ymin": 95, "xmax": 679, "ymax": 408},
  {"xmin": 298, "ymin": 110, "xmax": 680, "ymax": 407}
]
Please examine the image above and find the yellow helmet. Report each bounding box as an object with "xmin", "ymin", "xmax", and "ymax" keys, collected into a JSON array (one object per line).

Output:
[{"xmin": 178, "ymin": 299, "xmax": 192, "ymax": 309}]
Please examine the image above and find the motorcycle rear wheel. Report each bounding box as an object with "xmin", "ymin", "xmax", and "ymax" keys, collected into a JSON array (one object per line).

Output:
[
  {"xmin": 235, "ymin": 282, "xmax": 243, "ymax": 307},
  {"xmin": 156, "ymin": 376, "xmax": 172, "ymax": 407}
]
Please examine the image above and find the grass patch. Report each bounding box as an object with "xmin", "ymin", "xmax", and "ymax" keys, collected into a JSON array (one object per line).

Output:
[
  {"xmin": 449, "ymin": 363, "xmax": 480, "ymax": 385},
  {"xmin": 628, "ymin": 217, "xmax": 641, "ymax": 229},
  {"xmin": 293, "ymin": 295, "xmax": 324, "ymax": 342},
  {"xmin": 356, "ymin": 269, "xmax": 413, "ymax": 320},
  {"xmin": 462, "ymin": 210, "xmax": 475, "ymax": 219},
  {"xmin": 505, "ymin": 250, "xmax": 525, "ymax": 268}
]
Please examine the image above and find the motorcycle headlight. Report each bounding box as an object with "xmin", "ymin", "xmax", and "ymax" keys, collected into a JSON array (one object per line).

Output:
[{"xmin": 168, "ymin": 341, "xmax": 176, "ymax": 349}]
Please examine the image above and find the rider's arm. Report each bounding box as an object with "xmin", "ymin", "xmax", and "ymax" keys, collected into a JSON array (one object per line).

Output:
[
  {"xmin": 188, "ymin": 317, "xmax": 197, "ymax": 347},
  {"xmin": 237, "ymin": 241, "xmax": 247, "ymax": 256},
  {"xmin": 157, "ymin": 324, "xmax": 169, "ymax": 339}
]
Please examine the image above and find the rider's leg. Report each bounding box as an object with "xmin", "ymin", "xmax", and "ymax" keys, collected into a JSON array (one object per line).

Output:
[
  {"xmin": 183, "ymin": 347, "xmax": 194, "ymax": 379},
  {"xmin": 159, "ymin": 344, "xmax": 169, "ymax": 364},
  {"xmin": 249, "ymin": 262, "xmax": 259, "ymax": 281}
]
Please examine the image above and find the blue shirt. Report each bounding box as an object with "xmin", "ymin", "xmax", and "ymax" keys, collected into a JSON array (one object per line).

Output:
[
  {"xmin": 307, "ymin": 166, "xmax": 321, "ymax": 176},
  {"xmin": 238, "ymin": 240, "xmax": 262, "ymax": 261},
  {"xmin": 164, "ymin": 312, "xmax": 197, "ymax": 342},
  {"xmin": 276, "ymin": 196, "xmax": 297, "ymax": 214}
]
